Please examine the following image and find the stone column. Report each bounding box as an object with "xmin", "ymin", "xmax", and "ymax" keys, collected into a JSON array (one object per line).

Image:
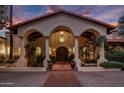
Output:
[
  {"xmin": 44, "ymin": 36, "xmax": 49, "ymax": 67},
  {"xmin": 97, "ymin": 42, "xmax": 106, "ymax": 66},
  {"xmin": 74, "ymin": 36, "xmax": 81, "ymax": 67},
  {"xmin": 75, "ymin": 36, "xmax": 79, "ymax": 59},
  {"xmin": 17, "ymin": 37, "xmax": 27, "ymax": 67}
]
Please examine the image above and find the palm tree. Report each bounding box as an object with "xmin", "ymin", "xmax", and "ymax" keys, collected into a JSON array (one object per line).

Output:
[
  {"xmin": 0, "ymin": 5, "xmax": 8, "ymax": 29},
  {"xmin": 0, "ymin": 5, "xmax": 14, "ymax": 63},
  {"xmin": 94, "ymin": 36, "xmax": 107, "ymax": 48},
  {"xmin": 8, "ymin": 5, "xmax": 14, "ymax": 63},
  {"xmin": 118, "ymin": 15, "xmax": 124, "ymax": 37},
  {"xmin": 93, "ymin": 36, "xmax": 107, "ymax": 63}
]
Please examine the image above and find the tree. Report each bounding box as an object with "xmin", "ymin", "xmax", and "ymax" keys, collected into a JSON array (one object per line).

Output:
[
  {"xmin": 8, "ymin": 5, "xmax": 14, "ymax": 63},
  {"xmin": 118, "ymin": 15, "xmax": 124, "ymax": 37},
  {"xmin": 93, "ymin": 36, "xmax": 107, "ymax": 61},
  {"xmin": 0, "ymin": 5, "xmax": 14, "ymax": 63},
  {"xmin": 94, "ymin": 36, "xmax": 107, "ymax": 48},
  {"xmin": 0, "ymin": 5, "xmax": 8, "ymax": 29}
]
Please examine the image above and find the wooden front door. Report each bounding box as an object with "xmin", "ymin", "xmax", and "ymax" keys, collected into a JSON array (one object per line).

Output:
[{"xmin": 56, "ymin": 47, "xmax": 68, "ymax": 61}]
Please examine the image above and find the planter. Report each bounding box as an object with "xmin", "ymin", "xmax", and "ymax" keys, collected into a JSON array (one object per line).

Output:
[{"xmin": 8, "ymin": 63, "xmax": 16, "ymax": 67}]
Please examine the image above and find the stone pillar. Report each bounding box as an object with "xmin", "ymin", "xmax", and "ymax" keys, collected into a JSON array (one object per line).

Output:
[
  {"xmin": 97, "ymin": 42, "xmax": 106, "ymax": 66},
  {"xmin": 74, "ymin": 36, "xmax": 81, "ymax": 67},
  {"xmin": 17, "ymin": 37, "xmax": 27, "ymax": 67},
  {"xmin": 44, "ymin": 36, "xmax": 49, "ymax": 67}
]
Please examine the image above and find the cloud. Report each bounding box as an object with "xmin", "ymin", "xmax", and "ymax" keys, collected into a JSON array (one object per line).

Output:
[
  {"xmin": 94, "ymin": 6, "xmax": 124, "ymax": 23},
  {"xmin": 13, "ymin": 17, "xmax": 23, "ymax": 24},
  {"xmin": 12, "ymin": 5, "xmax": 124, "ymax": 25},
  {"xmin": 110, "ymin": 22, "xmax": 119, "ymax": 26},
  {"xmin": 13, "ymin": 5, "xmax": 44, "ymax": 24},
  {"xmin": 47, "ymin": 5, "xmax": 61, "ymax": 13}
]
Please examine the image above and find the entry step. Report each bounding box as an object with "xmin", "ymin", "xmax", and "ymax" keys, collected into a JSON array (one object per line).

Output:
[{"xmin": 52, "ymin": 63, "xmax": 72, "ymax": 71}]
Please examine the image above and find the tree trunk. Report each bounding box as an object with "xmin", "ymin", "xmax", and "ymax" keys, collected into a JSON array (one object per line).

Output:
[{"xmin": 9, "ymin": 5, "xmax": 13, "ymax": 60}]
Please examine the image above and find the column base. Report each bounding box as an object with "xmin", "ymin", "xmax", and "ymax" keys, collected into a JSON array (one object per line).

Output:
[
  {"xmin": 97, "ymin": 58, "xmax": 107, "ymax": 66},
  {"xmin": 43, "ymin": 59, "xmax": 48, "ymax": 68},
  {"xmin": 74, "ymin": 58, "xmax": 81, "ymax": 67},
  {"xmin": 16, "ymin": 58, "xmax": 27, "ymax": 67}
]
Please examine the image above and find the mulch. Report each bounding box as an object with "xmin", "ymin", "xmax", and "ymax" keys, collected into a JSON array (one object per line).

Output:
[{"xmin": 43, "ymin": 71, "xmax": 81, "ymax": 87}]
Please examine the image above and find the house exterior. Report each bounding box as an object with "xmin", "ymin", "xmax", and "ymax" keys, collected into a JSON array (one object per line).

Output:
[
  {"xmin": 4, "ymin": 10, "xmax": 123, "ymax": 70},
  {"xmin": 0, "ymin": 36, "xmax": 8, "ymax": 63}
]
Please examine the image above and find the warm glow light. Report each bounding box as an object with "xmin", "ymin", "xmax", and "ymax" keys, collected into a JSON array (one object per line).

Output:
[
  {"xmin": 73, "ymin": 47, "xmax": 75, "ymax": 53},
  {"xmin": 60, "ymin": 31, "xmax": 64, "ymax": 35},
  {"xmin": 7, "ymin": 46, "xmax": 10, "ymax": 55},
  {"xmin": 35, "ymin": 47, "xmax": 41, "ymax": 56},
  {"xmin": 68, "ymin": 48, "xmax": 71, "ymax": 52},
  {"xmin": 49, "ymin": 47, "xmax": 51, "ymax": 55},
  {"xmin": 0, "ymin": 45, "xmax": 5, "ymax": 55},
  {"xmin": 19, "ymin": 48, "xmax": 20, "ymax": 56},
  {"xmin": 59, "ymin": 37, "xmax": 65, "ymax": 43}
]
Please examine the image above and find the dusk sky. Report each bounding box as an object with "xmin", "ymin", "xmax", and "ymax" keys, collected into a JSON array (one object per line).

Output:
[{"xmin": 13, "ymin": 5, "xmax": 124, "ymax": 26}]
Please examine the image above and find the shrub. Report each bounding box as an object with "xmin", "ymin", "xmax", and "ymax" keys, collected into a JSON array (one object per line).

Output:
[
  {"xmin": 68, "ymin": 54, "xmax": 75, "ymax": 62},
  {"xmin": 49, "ymin": 55, "xmax": 56, "ymax": 63},
  {"xmin": 100, "ymin": 61, "xmax": 122, "ymax": 68},
  {"xmin": 105, "ymin": 48, "xmax": 124, "ymax": 62},
  {"xmin": 0, "ymin": 55, "xmax": 6, "ymax": 63},
  {"xmin": 32, "ymin": 55, "xmax": 45, "ymax": 67},
  {"xmin": 48, "ymin": 60, "xmax": 53, "ymax": 70},
  {"xmin": 121, "ymin": 64, "xmax": 124, "ymax": 71}
]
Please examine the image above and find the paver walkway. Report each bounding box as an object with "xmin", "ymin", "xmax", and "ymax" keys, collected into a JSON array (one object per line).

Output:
[
  {"xmin": 43, "ymin": 71, "xmax": 81, "ymax": 87},
  {"xmin": 52, "ymin": 62, "xmax": 72, "ymax": 71}
]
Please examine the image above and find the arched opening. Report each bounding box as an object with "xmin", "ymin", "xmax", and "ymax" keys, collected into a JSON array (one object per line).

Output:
[
  {"xmin": 24, "ymin": 29, "xmax": 45, "ymax": 67},
  {"xmin": 49, "ymin": 26, "xmax": 74, "ymax": 62},
  {"xmin": 79, "ymin": 29, "xmax": 101, "ymax": 65},
  {"xmin": 56, "ymin": 47, "xmax": 68, "ymax": 62}
]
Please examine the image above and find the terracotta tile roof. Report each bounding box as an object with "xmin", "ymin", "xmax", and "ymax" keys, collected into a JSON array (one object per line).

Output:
[
  {"xmin": 9, "ymin": 10, "xmax": 115, "ymax": 30},
  {"xmin": 107, "ymin": 39, "xmax": 124, "ymax": 43},
  {"xmin": 0, "ymin": 36, "xmax": 7, "ymax": 40}
]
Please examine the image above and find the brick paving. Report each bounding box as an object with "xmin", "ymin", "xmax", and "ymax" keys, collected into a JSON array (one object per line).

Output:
[
  {"xmin": 74, "ymin": 71, "xmax": 124, "ymax": 87},
  {"xmin": 43, "ymin": 71, "xmax": 81, "ymax": 87},
  {"xmin": 0, "ymin": 71, "xmax": 124, "ymax": 87},
  {"xmin": 0, "ymin": 72, "xmax": 50, "ymax": 87}
]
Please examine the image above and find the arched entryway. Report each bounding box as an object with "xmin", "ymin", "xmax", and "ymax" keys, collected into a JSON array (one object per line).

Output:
[
  {"xmin": 56, "ymin": 47, "xmax": 68, "ymax": 61},
  {"xmin": 49, "ymin": 26, "xmax": 75, "ymax": 63},
  {"xmin": 79, "ymin": 29, "xmax": 101, "ymax": 65},
  {"xmin": 23, "ymin": 29, "xmax": 45, "ymax": 67}
]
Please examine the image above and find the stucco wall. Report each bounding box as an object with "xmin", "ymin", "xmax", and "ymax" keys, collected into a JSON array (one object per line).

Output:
[
  {"xmin": 17, "ymin": 13, "xmax": 107, "ymax": 37},
  {"xmin": 13, "ymin": 35, "xmax": 20, "ymax": 56}
]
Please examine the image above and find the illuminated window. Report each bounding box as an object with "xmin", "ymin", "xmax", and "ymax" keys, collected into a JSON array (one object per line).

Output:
[{"xmin": 35, "ymin": 47, "xmax": 41, "ymax": 56}]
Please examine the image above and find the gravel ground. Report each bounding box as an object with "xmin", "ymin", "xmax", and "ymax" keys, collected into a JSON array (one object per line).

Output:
[{"xmin": 74, "ymin": 71, "xmax": 124, "ymax": 87}]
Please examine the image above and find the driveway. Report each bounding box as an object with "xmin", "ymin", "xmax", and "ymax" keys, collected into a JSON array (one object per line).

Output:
[
  {"xmin": 0, "ymin": 72, "xmax": 50, "ymax": 87},
  {"xmin": 0, "ymin": 71, "xmax": 124, "ymax": 87},
  {"xmin": 75, "ymin": 71, "xmax": 124, "ymax": 87}
]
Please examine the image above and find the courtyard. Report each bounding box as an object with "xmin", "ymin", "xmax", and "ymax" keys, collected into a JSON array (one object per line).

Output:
[{"xmin": 0, "ymin": 71, "xmax": 124, "ymax": 87}]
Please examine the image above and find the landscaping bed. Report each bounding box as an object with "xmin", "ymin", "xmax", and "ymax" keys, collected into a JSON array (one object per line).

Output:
[{"xmin": 100, "ymin": 61, "xmax": 124, "ymax": 71}]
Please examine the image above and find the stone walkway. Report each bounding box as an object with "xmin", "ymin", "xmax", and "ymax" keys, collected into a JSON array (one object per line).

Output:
[{"xmin": 43, "ymin": 71, "xmax": 81, "ymax": 87}]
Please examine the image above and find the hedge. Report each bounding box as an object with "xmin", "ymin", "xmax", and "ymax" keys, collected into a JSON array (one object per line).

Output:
[{"xmin": 100, "ymin": 61, "xmax": 123, "ymax": 68}]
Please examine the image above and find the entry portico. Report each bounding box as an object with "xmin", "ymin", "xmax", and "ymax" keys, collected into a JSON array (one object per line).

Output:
[{"xmin": 9, "ymin": 10, "xmax": 115, "ymax": 69}]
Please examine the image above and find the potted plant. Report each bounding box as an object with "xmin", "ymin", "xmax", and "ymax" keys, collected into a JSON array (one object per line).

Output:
[
  {"xmin": 47, "ymin": 59, "xmax": 53, "ymax": 70},
  {"xmin": 35, "ymin": 55, "xmax": 45, "ymax": 67}
]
